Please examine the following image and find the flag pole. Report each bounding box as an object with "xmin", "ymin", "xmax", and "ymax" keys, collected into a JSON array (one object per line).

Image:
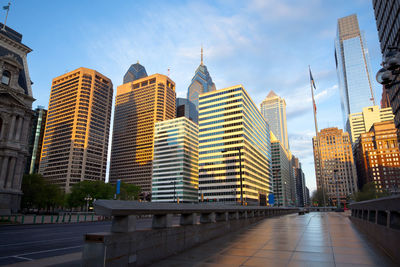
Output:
[
  {"xmin": 2, "ymin": 2, "xmax": 10, "ymax": 31},
  {"xmin": 309, "ymin": 66, "xmax": 326, "ymax": 208}
]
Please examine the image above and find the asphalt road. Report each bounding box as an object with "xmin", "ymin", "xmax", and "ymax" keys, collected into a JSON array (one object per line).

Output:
[{"xmin": 0, "ymin": 218, "xmax": 168, "ymax": 266}]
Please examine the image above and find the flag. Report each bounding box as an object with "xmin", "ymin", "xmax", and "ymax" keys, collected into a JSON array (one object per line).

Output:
[
  {"xmin": 309, "ymin": 69, "xmax": 316, "ymax": 90},
  {"xmin": 313, "ymin": 100, "xmax": 317, "ymax": 113},
  {"xmin": 2, "ymin": 5, "xmax": 9, "ymax": 10}
]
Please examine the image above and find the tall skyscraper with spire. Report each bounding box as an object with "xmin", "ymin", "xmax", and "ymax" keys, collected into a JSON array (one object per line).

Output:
[
  {"xmin": 260, "ymin": 91, "xmax": 289, "ymax": 151},
  {"xmin": 335, "ymin": 14, "xmax": 376, "ymax": 131},
  {"xmin": 187, "ymin": 47, "xmax": 216, "ymax": 110}
]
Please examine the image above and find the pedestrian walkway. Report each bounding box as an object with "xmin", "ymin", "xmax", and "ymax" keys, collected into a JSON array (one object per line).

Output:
[{"xmin": 151, "ymin": 212, "xmax": 395, "ymax": 267}]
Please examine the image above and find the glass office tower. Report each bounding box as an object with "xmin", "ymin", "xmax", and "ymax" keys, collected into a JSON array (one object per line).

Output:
[
  {"xmin": 152, "ymin": 117, "xmax": 198, "ymax": 203},
  {"xmin": 335, "ymin": 14, "xmax": 375, "ymax": 130}
]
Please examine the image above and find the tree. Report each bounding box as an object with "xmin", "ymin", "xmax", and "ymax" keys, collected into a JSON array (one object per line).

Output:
[
  {"xmin": 352, "ymin": 182, "xmax": 389, "ymax": 202},
  {"xmin": 21, "ymin": 173, "xmax": 64, "ymax": 211},
  {"xmin": 311, "ymin": 188, "xmax": 328, "ymax": 207},
  {"xmin": 67, "ymin": 180, "xmax": 114, "ymax": 208},
  {"xmin": 119, "ymin": 182, "xmax": 141, "ymax": 200}
]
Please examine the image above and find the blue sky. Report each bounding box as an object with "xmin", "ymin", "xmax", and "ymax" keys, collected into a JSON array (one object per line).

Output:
[{"xmin": 8, "ymin": 0, "xmax": 382, "ymax": 193}]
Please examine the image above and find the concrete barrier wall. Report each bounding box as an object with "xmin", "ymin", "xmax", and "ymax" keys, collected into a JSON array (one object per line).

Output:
[
  {"xmin": 82, "ymin": 210, "xmax": 296, "ymax": 266},
  {"xmin": 0, "ymin": 213, "xmax": 109, "ymax": 225}
]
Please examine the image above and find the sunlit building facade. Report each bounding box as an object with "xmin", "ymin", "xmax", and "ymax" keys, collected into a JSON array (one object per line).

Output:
[
  {"xmin": 187, "ymin": 47, "xmax": 216, "ymax": 111},
  {"xmin": 313, "ymin": 127, "xmax": 358, "ymax": 206},
  {"xmin": 348, "ymin": 105, "xmax": 394, "ymax": 145},
  {"xmin": 25, "ymin": 106, "xmax": 47, "ymax": 174},
  {"xmin": 260, "ymin": 91, "xmax": 289, "ymax": 151},
  {"xmin": 335, "ymin": 14, "xmax": 375, "ymax": 130},
  {"xmin": 271, "ymin": 132, "xmax": 291, "ymax": 206},
  {"xmin": 109, "ymin": 73, "xmax": 176, "ymax": 192},
  {"xmin": 39, "ymin": 68, "xmax": 113, "ymax": 192},
  {"xmin": 152, "ymin": 117, "xmax": 198, "ymax": 203},
  {"xmin": 198, "ymin": 85, "xmax": 272, "ymax": 205},
  {"xmin": 355, "ymin": 120, "xmax": 400, "ymax": 193}
]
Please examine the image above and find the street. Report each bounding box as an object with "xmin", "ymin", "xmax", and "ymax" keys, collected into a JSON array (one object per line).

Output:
[{"xmin": 0, "ymin": 218, "xmax": 167, "ymax": 266}]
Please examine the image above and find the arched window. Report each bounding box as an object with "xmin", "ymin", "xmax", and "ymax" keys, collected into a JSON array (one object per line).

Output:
[{"xmin": 1, "ymin": 70, "xmax": 11, "ymax": 85}]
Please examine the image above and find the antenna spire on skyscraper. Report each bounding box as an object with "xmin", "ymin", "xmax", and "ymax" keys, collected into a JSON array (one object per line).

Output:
[{"xmin": 201, "ymin": 45, "xmax": 203, "ymax": 66}]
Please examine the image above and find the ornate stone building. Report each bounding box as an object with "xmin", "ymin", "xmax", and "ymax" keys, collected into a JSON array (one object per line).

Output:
[{"xmin": 0, "ymin": 24, "xmax": 34, "ymax": 214}]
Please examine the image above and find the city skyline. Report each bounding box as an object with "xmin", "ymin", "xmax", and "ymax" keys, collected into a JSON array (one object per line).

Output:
[{"xmin": 7, "ymin": 0, "xmax": 384, "ymax": 192}]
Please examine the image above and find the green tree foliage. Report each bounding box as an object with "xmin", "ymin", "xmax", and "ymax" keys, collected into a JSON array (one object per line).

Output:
[
  {"xmin": 311, "ymin": 188, "xmax": 328, "ymax": 207},
  {"xmin": 21, "ymin": 173, "xmax": 64, "ymax": 210},
  {"xmin": 119, "ymin": 182, "xmax": 141, "ymax": 200},
  {"xmin": 353, "ymin": 182, "xmax": 389, "ymax": 202},
  {"xmin": 67, "ymin": 180, "xmax": 114, "ymax": 208}
]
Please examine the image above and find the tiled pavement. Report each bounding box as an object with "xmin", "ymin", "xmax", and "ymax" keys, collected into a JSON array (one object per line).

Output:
[{"xmin": 150, "ymin": 212, "xmax": 395, "ymax": 267}]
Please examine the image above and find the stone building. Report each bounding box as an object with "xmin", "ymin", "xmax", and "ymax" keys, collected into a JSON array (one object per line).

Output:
[{"xmin": 0, "ymin": 24, "xmax": 34, "ymax": 214}]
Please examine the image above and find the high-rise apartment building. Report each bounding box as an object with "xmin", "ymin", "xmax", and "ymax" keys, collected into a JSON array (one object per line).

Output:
[
  {"xmin": 25, "ymin": 106, "xmax": 47, "ymax": 174},
  {"xmin": 271, "ymin": 132, "xmax": 291, "ymax": 206},
  {"xmin": 355, "ymin": 120, "xmax": 400, "ymax": 192},
  {"xmin": 187, "ymin": 47, "xmax": 216, "ymax": 111},
  {"xmin": 373, "ymin": 1, "xmax": 400, "ymax": 129},
  {"xmin": 348, "ymin": 105, "xmax": 394, "ymax": 144},
  {"xmin": 109, "ymin": 72, "xmax": 176, "ymax": 192},
  {"xmin": 260, "ymin": 91, "xmax": 289, "ymax": 151},
  {"xmin": 313, "ymin": 127, "xmax": 358, "ymax": 206},
  {"xmin": 151, "ymin": 117, "xmax": 198, "ymax": 203},
  {"xmin": 0, "ymin": 23, "xmax": 34, "ymax": 214},
  {"xmin": 39, "ymin": 68, "xmax": 113, "ymax": 192},
  {"xmin": 335, "ymin": 14, "xmax": 375, "ymax": 130},
  {"xmin": 198, "ymin": 85, "xmax": 272, "ymax": 205}
]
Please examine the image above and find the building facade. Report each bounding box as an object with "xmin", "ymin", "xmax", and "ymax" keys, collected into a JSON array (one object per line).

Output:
[
  {"xmin": 151, "ymin": 117, "xmax": 198, "ymax": 203},
  {"xmin": 123, "ymin": 61, "xmax": 148, "ymax": 84},
  {"xmin": 187, "ymin": 47, "xmax": 216, "ymax": 111},
  {"xmin": 260, "ymin": 91, "xmax": 289, "ymax": 151},
  {"xmin": 176, "ymin": 97, "xmax": 198, "ymax": 124},
  {"xmin": 292, "ymin": 155, "xmax": 306, "ymax": 207},
  {"xmin": 198, "ymin": 85, "xmax": 272, "ymax": 205},
  {"xmin": 0, "ymin": 24, "xmax": 34, "ymax": 214},
  {"xmin": 270, "ymin": 132, "xmax": 291, "ymax": 206},
  {"xmin": 39, "ymin": 68, "xmax": 113, "ymax": 192},
  {"xmin": 355, "ymin": 120, "xmax": 400, "ymax": 193},
  {"xmin": 348, "ymin": 105, "xmax": 394, "ymax": 145},
  {"xmin": 109, "ymin": 73, "xmax": 176, "ymax": 192},
  {"xmin": 25, "ymin": 106, "xmax": 47, "ymax": 174},
  {"xmin": 373, "ymin": 0, "xmax": 400, "ymax": 129},
  {"xmin": 313, "ymin": 127, "xmax": 358, "ymax": 206},
  {"xmin": 335, "ymin": 14, "xmax": 376, "ymax": 130}
]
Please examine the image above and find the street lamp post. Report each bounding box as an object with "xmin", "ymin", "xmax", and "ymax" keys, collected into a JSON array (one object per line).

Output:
[{"xmin": 222, "ymin": 147, "xmax": 243, "ymax": 205}]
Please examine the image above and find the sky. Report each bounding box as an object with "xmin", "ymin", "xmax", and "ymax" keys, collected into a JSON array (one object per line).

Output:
[{"xmin": 7, "ymin": 0, "xmax": 383, "ymax": 193}]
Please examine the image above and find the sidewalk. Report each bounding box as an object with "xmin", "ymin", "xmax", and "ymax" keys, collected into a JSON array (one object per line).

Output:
[{"xmin": 150, "ymin": 212, "xmax": 396, "ymax": 267}]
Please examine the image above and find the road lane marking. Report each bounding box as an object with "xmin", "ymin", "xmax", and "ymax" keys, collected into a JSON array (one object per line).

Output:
[
  {"xmin": 12, "ymin": 256, "xmax": 33, "ymax": 261},
  {"xmin": 0, "ymin": 245, "xmax": 83, "ymax": 260}
]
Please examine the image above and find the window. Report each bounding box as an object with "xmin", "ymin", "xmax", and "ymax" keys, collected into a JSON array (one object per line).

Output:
[{"xmin": 1, "ymin": 70, "xmax": 10, "ymax": 85}]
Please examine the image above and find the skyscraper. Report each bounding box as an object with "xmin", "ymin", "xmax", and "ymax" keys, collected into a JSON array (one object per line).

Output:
[
  {"xmin": 355, "ymin": 120, "xmax": 400, "ymax": 192},
  {"xmin": 198, "ymin": 85, "xmax": 272, "ymax": 205},
  {"xmin": 348, "ymin": 105, "xmax": 394, "ymax": 145},
  {"xmin": 187, "ymin": 47, "xmax": 216, "ymax": 111},
  {"xmin": 39, "ymin": 68, "xmax": 113, "ymax": 192},
  {"xmin": 152, "ymin": 117, "xmax": 198, "ymax": 203},
  {"xmin": 313, "ymin": 127, "xmax": 358, "ymax": 206},
  {"xmin": 176, "ymin": 97, "xmax": 198, "ymax": 124},
  {"xmin": 109, "ymin": 71, "xmax": 176, "ymax": 192},
  {"xmin": 123, "ymin": 61, "xmax": 148, "ymax": 84},
  {"xmin": 372, "ymin": 1, "xmax": 400, "ymax": 128},
  {"xmin": 260, "ymin": 90, "xmax": 289, "ymax": 151},
  {"xmin": 335, "ymin": 14, "xmax": 375, "ymax": 130},
  {"xmin": 270, "ymin": 132, "xmax": 291, "ymax": 206},
  {"xmin": 25, "ymin": 106, "xmax": 47, "ymax": 174},
  {"xmin": 0, "ymin": 23, "xmax": 34, "ymax": 214}
]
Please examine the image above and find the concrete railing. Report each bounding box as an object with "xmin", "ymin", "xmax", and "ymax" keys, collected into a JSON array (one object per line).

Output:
[
  {"xmin": 82, "ymin": 200, "xmax": 298, "ymax": 266},
  {"xmin": 304, "ymin": 206, "xmax": 337, "ymax": 212},
  {"xmin": 349, "ymin": 195, "xmax": 400, "ymax": 264},
  {"xmin": 0, "ymin": 213, "xmax": 109, "ymax": 225}
]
